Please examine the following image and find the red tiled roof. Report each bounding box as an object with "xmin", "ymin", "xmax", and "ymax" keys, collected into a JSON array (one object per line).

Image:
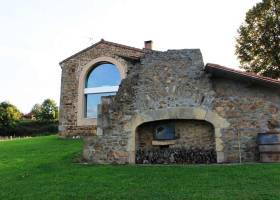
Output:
[
  {"xmin": 59, "ymin": 39, "xmax": 145, "ymax": 65},
  {"xmin": 205, "ymin": 63, "xmax": 280, "ymax": 88}
]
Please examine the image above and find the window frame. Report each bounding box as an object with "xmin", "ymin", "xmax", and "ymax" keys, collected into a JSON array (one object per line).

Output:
[{"xmin": 77, "ymin": 57, "xmax": 127, "ymax": 126}]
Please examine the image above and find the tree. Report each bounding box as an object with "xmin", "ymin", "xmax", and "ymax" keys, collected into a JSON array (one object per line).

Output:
[
  {"xmin": 37, "ymin": 99, "xmax": 58, "ymax": 122},
  {"xmin": 30, "ymin": 103, "xmax": 42, "ymax": 120},
  {"xmin": 235, "ymin": 0, "xmax": 280, "ymax": 79},
  {"xmin": 0, "ymin": 102, "xmax": 22, "ymax": 128}
]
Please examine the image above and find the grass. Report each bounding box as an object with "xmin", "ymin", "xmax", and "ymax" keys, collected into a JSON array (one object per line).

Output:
[{"xmin": 0, "ymin": 136, "xmax": 280, "ymax": 200}]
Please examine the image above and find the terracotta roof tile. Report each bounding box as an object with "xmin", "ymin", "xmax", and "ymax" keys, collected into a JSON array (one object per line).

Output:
[{"xmin": 205, "ymin": 63, "xmax": 280, "ymax": 88}]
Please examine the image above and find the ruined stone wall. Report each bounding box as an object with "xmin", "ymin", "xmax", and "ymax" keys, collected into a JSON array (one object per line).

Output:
[
  {"xmin": 134, "ymin": 50, "xmax": 215, "ymax": 111},
  {"xmin": 212, "ymin": 78, "xmax": 280, "ymax": 162},
  {"xmin": 60, "ymin": 42, "xmax": 280, "ymax": 164},
  {"xmin": 82, "ymin": 49, "xmax": 280, "ymax": 164},
  {"xmin": 83, "ymin": 49, "xmax": 219, "ymax": 164}
]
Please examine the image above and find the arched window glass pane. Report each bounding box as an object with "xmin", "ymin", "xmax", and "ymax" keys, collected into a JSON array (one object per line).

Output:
[
  {"xmin": 85, "ymin": 63, "xmax": 121, "ymax": 118},
  {"xmin": 86, "ymin": 63, "xmax": 121, "ymax": 88}
]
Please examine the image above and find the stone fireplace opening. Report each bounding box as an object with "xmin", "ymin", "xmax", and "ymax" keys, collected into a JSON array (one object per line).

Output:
[{"xmin": 135, "ymin": 119, "xmax": 217, "ymax": 164}]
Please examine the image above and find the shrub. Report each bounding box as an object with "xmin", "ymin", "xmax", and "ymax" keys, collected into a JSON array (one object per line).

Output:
[
  {"xmin": 0, "ymin": 120, "xmax": 58, "ymax": 136},
  {"xmin": 0, "ymin": 102, "xmax": 22, "ymax": 129}
]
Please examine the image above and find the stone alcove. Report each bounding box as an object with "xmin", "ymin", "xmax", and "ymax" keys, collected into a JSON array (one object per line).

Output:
[
  {"xmin": 129, "ymin": 107, "xmax": 230, "ymax": 164},
  {"xmin": 135, "ymin": 119, "xmax": 216, "ymax": 164},
  {"xmin": 136, "ymin": 119, "xmax": 215, "ymax": 149}
]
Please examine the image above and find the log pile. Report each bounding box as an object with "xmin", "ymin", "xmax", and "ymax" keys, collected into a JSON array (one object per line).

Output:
[{"xmin": 136, "ymin": 148, "xmax": 217, "ymax": 164}]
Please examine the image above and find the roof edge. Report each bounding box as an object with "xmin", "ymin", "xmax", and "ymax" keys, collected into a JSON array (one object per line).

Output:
[
  {"xmin": 59, "ymin": 39, "xmax": 145, "ymax": 65},
  {"xmin": 205, "ymin": 63, "xmax": 280, "ymax": 87}
]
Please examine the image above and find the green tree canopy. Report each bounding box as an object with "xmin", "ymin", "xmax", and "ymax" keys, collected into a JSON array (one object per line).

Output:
[
  {"xmin": 35, "ymin": 99, "xmax": 58, "ymax": 122},
  {"xmin": 235, "ymin": 0, "xmax": 280, "ymax": 79},
  {"xmin": 0, "ymin": 102, "xmax": 22, "ymax": 128},
  {"xmin": 30, "ymin": 103, "xmax": 42, "ymax": 120}
]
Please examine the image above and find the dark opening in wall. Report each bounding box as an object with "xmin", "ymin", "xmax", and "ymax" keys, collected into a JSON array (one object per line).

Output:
[
  {"xmin": 154, "ymin": 123, "xmax": 176, "ymax": 140},
  {"xmin": 135, "ymin": 119, "xmax": 216, "ymax": 164}
]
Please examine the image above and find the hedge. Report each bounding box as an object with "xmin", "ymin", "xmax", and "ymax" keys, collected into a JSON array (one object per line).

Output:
[{"xmin": 0, "ymin": 120, "xmax": 58, "ymax": 136}]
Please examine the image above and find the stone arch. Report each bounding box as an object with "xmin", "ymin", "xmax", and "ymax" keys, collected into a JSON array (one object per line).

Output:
[
  {"xmin": 77, "ymin": 56, "xmax": 127, "ymax": 126},
  {"xmin": 128, "ymin": 107, "xmax": 230, "ymax": 163}
]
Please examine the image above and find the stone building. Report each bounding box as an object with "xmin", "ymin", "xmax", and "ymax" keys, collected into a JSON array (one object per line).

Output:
[{"xmin": 59, "ymin": 39, "xmax": 280, "ymax": 164}]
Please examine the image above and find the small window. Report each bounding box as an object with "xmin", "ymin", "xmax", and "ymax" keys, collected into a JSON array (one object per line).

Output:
[{"xmin": 85, "ymin": 63, "xmax": 121, "ymax": 118}]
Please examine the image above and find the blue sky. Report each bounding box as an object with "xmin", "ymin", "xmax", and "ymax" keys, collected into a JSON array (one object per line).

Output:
[
  {"xmin": 0, "ymin": 0, "xmax": 261, "ymax": 113},
  {"xmin": 86, "ymin": 64, "xmax": 121, "ymax": 88}
]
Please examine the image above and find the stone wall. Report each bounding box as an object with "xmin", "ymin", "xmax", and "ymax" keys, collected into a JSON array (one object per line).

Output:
[
  {"xmin": 60, "ymin": 41, "xmax": 280, "ymax": 164},
  {"xmin": 212, "ymin": 78, "xmax": 280, "ymax": 162},
  {"xmin": 134, "ymin": 50, "xmax": 215, "ymax": 111},
  {"xmin": 82, "ymin": 49, "xmax": 224, "ymax": 164}
]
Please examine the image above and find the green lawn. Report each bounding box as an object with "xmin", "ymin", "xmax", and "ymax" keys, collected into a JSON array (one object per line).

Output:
[{"xmin": 0, "ymin": 136, "xmax": 280, "ymax": 200}]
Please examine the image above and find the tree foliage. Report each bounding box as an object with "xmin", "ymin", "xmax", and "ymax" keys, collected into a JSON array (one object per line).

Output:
[
  {"xmin": 30, "ymin": 104, "xmax": 42, "ymax": 120},
  {"xmin": 39, "ymin": 99, "xmax": 58, "ymax": 122},
  {"xmin": 30, "ymin": 99, "xmax": 58, "ymax": 122},
  {"xmin": 235, "ymin": 0, "xmax": 280, "ymax": 78},
  {"xmin": 0, "ymin": 102, "xmax": 22, "ymax": 128}
]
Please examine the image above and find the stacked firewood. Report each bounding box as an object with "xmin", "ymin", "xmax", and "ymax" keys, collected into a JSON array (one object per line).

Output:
[{"xmin": 136, "ymin": 148, "xmax": 217, "ymax": 164}]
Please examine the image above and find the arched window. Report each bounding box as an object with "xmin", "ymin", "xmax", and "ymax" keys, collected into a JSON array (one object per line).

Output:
[{"xmin": 85, "ymin": 63, "xmax": 121, "ymax": 118}]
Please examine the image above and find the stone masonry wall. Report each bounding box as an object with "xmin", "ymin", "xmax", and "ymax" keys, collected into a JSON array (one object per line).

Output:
[
  {"xmin": 83, "ymin": 49, "xmax": 219, "ymax": 164},
  {"xmin": 212, "ymin": 78, "xmax": 280, "ymax": 162},
  {"xmin": 134, "ymin": 50, "xmax": 215, "ymax": 111},
  {"xmin": 60, "ymin": 41, "xmax": 280, "ymax": 164}
]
